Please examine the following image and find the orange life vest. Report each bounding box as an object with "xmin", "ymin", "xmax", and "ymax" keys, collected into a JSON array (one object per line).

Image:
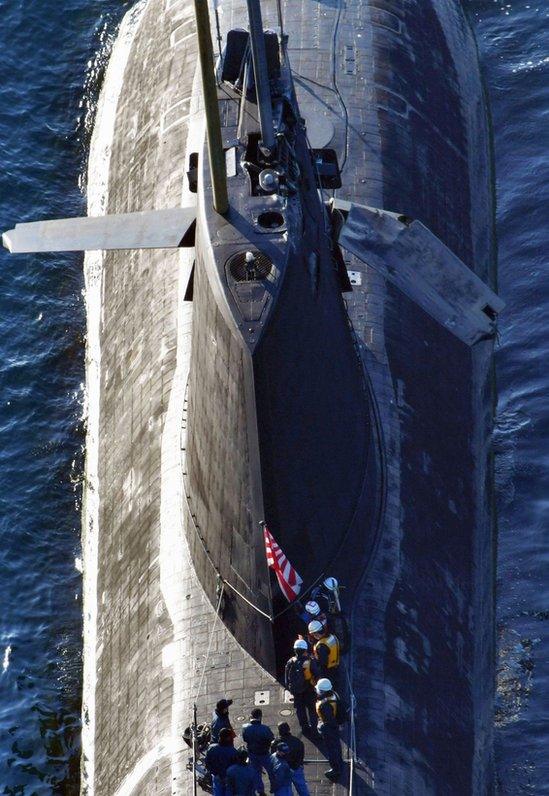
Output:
[
  {"xmin": 316, "ymin": 693, "xmax": 339, "ymax": 722},
  {"xmin": 303, "ymin": 657, "xmax": 315, "ymax": 684},
  {"xmin": 314, "ymin": 633, "xmax": 340, "ymax": 668}
]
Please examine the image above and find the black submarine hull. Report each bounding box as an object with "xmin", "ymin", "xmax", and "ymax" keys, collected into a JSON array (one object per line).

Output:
[
  {"xmin": 81, "ymin": 0, "xmax": 497, "ymax": 792},
  {"xmin": 337, "ymin": 2, "xmax": 497, "ymax": 790}
]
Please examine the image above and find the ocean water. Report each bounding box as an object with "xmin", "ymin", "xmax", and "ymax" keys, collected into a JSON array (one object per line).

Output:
[
  {"xmin": 471, "ymin": 1, "xmax": 549, "ymax": 792},
  {"xmin": 0, "ymin": 1, "xmax": 132, "ymax": 791},
  {"xmin": 0, "ymin": 0, "xmax": 546, "ymax": 793}
]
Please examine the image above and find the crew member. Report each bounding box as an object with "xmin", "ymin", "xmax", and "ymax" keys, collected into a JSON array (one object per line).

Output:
[
  {"xmin": 301, "ymin": 600, "xmax": 328, "ymax": 630},
  {"xmin": 205, "ymin": 727, "xmax": 239, "ymax": 796},
  {"xmin": 315, "ymin": 678, "xmax": 343, "ymax": 781},
  {"xmin": 272, "ymin": 722, "xmax": 310, "ymax": 796},
  {"xmin": 225, "ymin": 748, "xmax": 256, "ymax": 796},
  {"xmin": 308, "ymin": 621, "xmax": 340, "ymax": 691},
  {"xmin": 311, "ymin": 577, "xmax": 340, "ymax": 615},
  {"xmin": 285, "ymin": 639, "xmax": 319, "ymax": 733},
  {"xmin": 211, "ymin": 698, "xmax": 235, "ymax": 744},
  {"xmin": 242, "ymin": 708, "xmax": 275, "ymax": 794},
  {"xmin": 311, "ymin": 577, "xmax": 350, "ymax": 652},
  {"xmin": 269, "ymin": 743, "xmax": 293, "ymax": 796}
]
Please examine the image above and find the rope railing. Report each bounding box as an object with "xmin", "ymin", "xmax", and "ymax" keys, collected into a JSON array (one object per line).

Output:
[
  {"xmin": 182, "ymin": 481, "xmax": 275, "ymax": 622},
  {"xmin": 182, "ymin": 386, "xmax": 274, "ymax": 622},
  {"xmin": 338, "ymin": 658, "xmax": 357, "ymax": 793},
  {"xmin": 193, "ymin": 583, "xmax": 225, "ymax": 704}
]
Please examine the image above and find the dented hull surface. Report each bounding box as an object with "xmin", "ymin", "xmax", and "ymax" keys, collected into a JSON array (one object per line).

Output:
[{"xmin": 82, "ymin": 0, "xmax": 496, "ymax": 794}]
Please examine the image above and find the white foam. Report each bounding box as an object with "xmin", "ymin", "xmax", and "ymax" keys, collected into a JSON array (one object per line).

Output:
[
  {"xmin": 81, "ymin": 2, "xmax": 148, "ymax": 793},
  {"xmin": 2, "ymin": 645, "xmax": 11, "ymax": 673}
]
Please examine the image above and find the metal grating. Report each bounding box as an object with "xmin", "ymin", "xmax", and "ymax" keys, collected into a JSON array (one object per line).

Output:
[{"xmin": 227, "ymin": 250, "xmax": 273, "ymax": 282}]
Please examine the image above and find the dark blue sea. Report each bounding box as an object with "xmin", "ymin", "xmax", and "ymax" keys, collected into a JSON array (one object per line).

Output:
[
  {"xmin": 471, "ymin": 1, "xmax": 549, "ymax": 792},
  {"xmin": 0, "ymin": 0, "xmax": 546, "ymax": 792},
  {"xmin": 0, "ymin": 2, "xmax": 133, "ymax": 791}
]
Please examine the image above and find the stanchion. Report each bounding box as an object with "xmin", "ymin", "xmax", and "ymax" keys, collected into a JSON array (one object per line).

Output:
[{"xmin": 192, "ymin": 703, "xmax": 198, "ymax": 796}]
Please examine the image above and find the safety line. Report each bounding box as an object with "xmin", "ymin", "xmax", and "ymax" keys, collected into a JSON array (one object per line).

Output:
[
  {"xmin": 342, "ymin": 659, "xmax": 358, "ymax": 794},
  {"xmin": 183, "ymin": 482, "xmax": 274, "ymax": 622},
  {"xmin": 182, "ymin": 480, "xmax": 273, "ymax": 621},
  {"xmin": 222, "ymin": 576, "xmax": 273, "ymax": 621},
  {"xmin": 182, "ymin": 385, "xmax": 274, "ymax": 623},
  {"xmin": 193, "ymin": 584, "xmax": 225, "ymax": 705}
]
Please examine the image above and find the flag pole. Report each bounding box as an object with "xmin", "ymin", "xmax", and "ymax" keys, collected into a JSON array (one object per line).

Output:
[
  {"xmin": 333, "ymin": 582, "xmax": 342, "ymax": 614},
  {"xmin": 259, "ymin": 520, "xmax": 275, "ymax": 621}
]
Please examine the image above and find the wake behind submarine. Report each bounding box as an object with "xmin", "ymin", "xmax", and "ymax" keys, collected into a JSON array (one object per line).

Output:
[{"xmin": 3, "ymin": 0, "xmax": 502, "ymax": 792}]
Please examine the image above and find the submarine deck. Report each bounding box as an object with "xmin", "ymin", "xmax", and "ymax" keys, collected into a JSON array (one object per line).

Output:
[{"xmin": 82, "ymin": 0, "xmax": 496, "ymax": 793}]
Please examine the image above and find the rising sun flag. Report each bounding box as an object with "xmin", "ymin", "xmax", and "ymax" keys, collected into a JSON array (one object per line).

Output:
[{"xmin": 263, "ymin": 526, "xmax": 303, "ymax": 602}]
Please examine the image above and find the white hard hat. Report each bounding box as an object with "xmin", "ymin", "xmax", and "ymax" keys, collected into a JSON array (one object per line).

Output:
[
  {"xmin": 315, "ymin": 678, "xmax": 333, "ymax": 694},
  {"xmin": 308, "ymin": 619, "xmax": 324, "ymax": 634},
  {"xmin": 293, "ymin": 638, "xmax": 308, "ymax": 651},
  {"xmin": 305, "ymin": 600, "xmax": 320, "ymax": 616},
  {"xmin": 323, "ymin": 576, "xmax": 338, "ymax": 591}
]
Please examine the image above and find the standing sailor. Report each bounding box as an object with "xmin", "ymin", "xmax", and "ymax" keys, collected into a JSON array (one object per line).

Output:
[
  {"xmin": 311, "ymin": 577, "xmax": 340, "ymax": 615},
  {"xmin": 315, "ymin": 678, "xmax": 344, "ymax": 781},
  {"xmin": 272, "ymin": 722, "xmax": 310, "ymax": 796},
  {"xmin": 242, "ymin": 708, "xmax": 275, "ymax": 794},
  {"xmin": 270, "ymin": 743, "xmax": 293, "ymax": 796},
  {"xmin": 211, "ymin": 698, "xmax": 235, "ymax": 744},
  {"xmin": 299, "ymin": 599, "xmax": 328, "ymax": 631},
  {"xmin": 316, "ymin": 576, "xmax": 350, "ymax": 653},
  {"xmin": 285, "ymin": 639, "xmax": 319, "ymax": 733},
  {"xmin": 308, "ymin": 621, "xmax": 341, "ymax": 692},
  {"xmin": 225, "ymin": 748, "xmax": 257, "ymax": 796},
  {"xmin": 205, "ymin": 727, "xmax": 239, "ymax": 796}
]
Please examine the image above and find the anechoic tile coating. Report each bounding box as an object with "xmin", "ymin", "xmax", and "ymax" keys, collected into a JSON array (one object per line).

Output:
[{"xmin": 86, "ymin": 0, "xmax": 496, "ymax": 793}]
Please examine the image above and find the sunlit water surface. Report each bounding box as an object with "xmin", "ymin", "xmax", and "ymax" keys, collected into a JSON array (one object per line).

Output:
[{"xmin": 0, "ymin": 2, "xmax": 133, "ymax": 791}]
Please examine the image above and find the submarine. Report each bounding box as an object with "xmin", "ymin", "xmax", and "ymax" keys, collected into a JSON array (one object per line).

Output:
[{"xmin": 3, "ymin": 0, "xmax": 503, "ymax": 792}]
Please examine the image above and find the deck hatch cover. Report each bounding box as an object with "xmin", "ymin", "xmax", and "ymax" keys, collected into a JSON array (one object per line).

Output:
[
  {"xmin": 347, "ymin": 270, "xmax": 362, "ymax": 286},
  {"xmin": 254, "ymin": 690, "xmax": 270, "ymax": 706}
]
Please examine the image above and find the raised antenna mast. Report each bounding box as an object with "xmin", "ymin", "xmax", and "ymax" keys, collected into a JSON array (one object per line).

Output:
[
  {"xmin": 246, "ymin": 0, "xmax": 276, "ymax": 154},
  {"xmin": 193, "ymin": 0, "xmax": 229, "ymax": 214}
]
